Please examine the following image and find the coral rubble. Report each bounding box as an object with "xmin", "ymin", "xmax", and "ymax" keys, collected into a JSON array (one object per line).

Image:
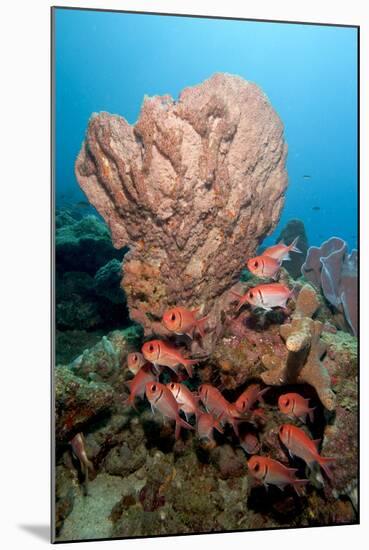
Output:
[{"xmin": 75, "ymin": 73, "xmax": 288, "ymax": 352}]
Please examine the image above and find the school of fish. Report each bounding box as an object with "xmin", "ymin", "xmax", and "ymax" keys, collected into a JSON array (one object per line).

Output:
[{"xmin": 122, "ymin": 239, "xmax": 335, "ymax": 496}]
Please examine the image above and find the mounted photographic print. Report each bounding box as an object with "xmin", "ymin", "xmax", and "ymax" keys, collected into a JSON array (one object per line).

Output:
[{"xmin": 52, "ymin": 6, "xmax": 359, "ymax": 542}]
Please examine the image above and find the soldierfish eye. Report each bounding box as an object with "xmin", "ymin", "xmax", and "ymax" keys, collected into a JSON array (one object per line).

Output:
[
  {"xmin": 254, "ymin": 261, "xmax": 258, "ymax": 268},
  {"xmin": 284, "ymin": 399, "xmax": 290, "ymax": 407},
  {"xmin": 170, "ymin": 383, "xmax": 175, "ymax": 389},
  {"xmin": 171, "ymin": 313, "xmax": 176, "ymax": 321},
  {"xmin": 254, "ymin": 462, "xmax": 260, "ymax": 472},
  {"xmin": 132, "ymin": 354, "xmax": 138, "ymax": 362},
  {"xmin": 149, "ymin": 344, "xmax": 154, "ymax": 352},
  {"xmin": 151, "ymin": 384, "xmax": 157, "ymax": 392},
  {"xmin": 249, "ymin": 291, "xmax": 254, "ymax": 298}
]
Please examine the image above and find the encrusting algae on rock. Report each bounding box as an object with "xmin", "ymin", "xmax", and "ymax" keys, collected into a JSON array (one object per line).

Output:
[{"xmin": 54, "ymin": 74, "xmax": 358, "ymax": 540}]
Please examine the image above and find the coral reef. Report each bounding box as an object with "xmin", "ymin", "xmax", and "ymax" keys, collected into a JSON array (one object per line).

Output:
[
  {"xmin": 54, "ymin": 294, "xmax": 357, "ymax": 540},
  {"xmin": 55, "ymin": 366, "xmax": 114, "ymax": 443},
  {"xmin": 301, "ymin": 237, "xmax": 357, "ymax": 336},
  {"xmin": 274, "ymin": 219, "xmax": 309, "ymax": 278},
  {"xmin": 55, "ymin": 209, "xmax": 130, "ymax": 362},
  {"xmin": 261, "ymin": 284, "xmax": 336, "ymax": 410},
  {"xmin": 56, "ymin": 211, "xmax": 124, "ymax": 274},
  {"xmin": 75, "ymin": 73, "xmax": 288, "ymax": 352},
  {"xmin": 54, "ymin": 74, "xmax": 357, "ymax": 542}
]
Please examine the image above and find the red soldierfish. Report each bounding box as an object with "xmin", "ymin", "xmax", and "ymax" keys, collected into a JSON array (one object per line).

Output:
[
  {"xmin": 279, "ymin": 424, "xmax": 335, "ymax": 479},
  {"xmin": 234, "ymin": 384, "xmax": 269, "ymax": 414},
  {"xmin": 262, "ymin": 237, "xmax": 301, "ymax": 263},
  {"xmin": 125, "ymin": 365, "xmax": 157, "ymax": 410},
  {"xmin": 247, "ymin": 255, "xmax": 282, "ymax": 278},
  {"xmin": 162, "ymin": 306, "xmax": 208, "ymax": 339},
  {"xmin": 278, "ymin": 393, "xmax": 315, "ymax": 423},
  {"xmin": 70, "ymin": 433, "xmax": 95, "ymax": 478},
  {"xmin": 240, "ymin": 433, "xmax": 260, "ymax": 455},
  {"xmin": 197, "ymin": 412, "xmax": 223, "ymax": 446},
  {"xmin": 198, "ymin": 384, "xmax": 241, "ymax": 436},
  {"xmin": 127, "ymin": 351, "xmax": 146, "ymax": 375},
  {"xmin": 145, "ymin": 382, "xmax": 194, "ymax": 440},
  {"xmin": 244, "ymin": 283, "xmax": 293, "ymax": 310},
  {"xmin": 142, "ymin": 340, "xmax": 198, "ymax": 378},
  {"xmin": 167, "ymin": 382, "xmax": 200, "ymax": 420},
  {"xmin": 248, "ymin": 455, "xmax": 308, "ymax": 496}
]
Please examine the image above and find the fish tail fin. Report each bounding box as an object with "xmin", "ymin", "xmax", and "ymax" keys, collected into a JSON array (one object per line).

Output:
[
  {"xmin": 292, "ymin": 479, "xmax": 309, "ymax": 497},
  {"xmin": 86, "ymin": 458, "xmax": 95, "ymax": 476},
  {"xmin": 230, "ymin": 417, "xmax": 240, "ymax": 437},
  {"xmin": 318, "ymin": 456, "xmax": 336, "ymax": 480},
  {"xmin": 308, "ymin": 407, "xmax": 316, "ymax": 422},
  {"xmin": 289, "ymin": 236, "xmax": 302, "ymax": 254},
  {"xmin": 214, "ymin": 418, "xmax": 224, "ymax": 434},
  {"xmin": 183, "ymin": 358, "xmax": 198, "ymax": 378},
  {"xmin": 257, "ymin": 387, "xmax": 269, "ymax": 404},
  {"xmin": 124, "ymin": 393, "xmax": 137, "ymax": 411},
  {"xmin": 175, "ymin": 417, "xmax": 194, "ymax": 439},
  {"xmin": 196, "ymin": 315, "xmax": 209, "ymax": 338}
]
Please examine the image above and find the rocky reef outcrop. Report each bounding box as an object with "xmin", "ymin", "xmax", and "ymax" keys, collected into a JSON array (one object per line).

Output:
[
  {"xmin": 75, "ymin": 73, "xmax": 288, "ymax": 352},
  {"xmin": 55, "ymin": 209, "xmax": 130, "ymax": 363},
  {"xmin": 261, "ymin": 284, "xmax": 336, "ymax": 411}
]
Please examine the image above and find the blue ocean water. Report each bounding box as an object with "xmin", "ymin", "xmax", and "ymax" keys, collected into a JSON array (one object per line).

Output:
[{"xmin": 54, "ymin": 8, "xmax": 358, "ymax": 250}]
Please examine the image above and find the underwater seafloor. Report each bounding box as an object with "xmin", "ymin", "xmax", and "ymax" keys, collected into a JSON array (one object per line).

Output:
[
  {"xmin": 54, "ymin": 74, "xmax": 358, "ymax": 541},
  {"xmin": 54, "ymin": 207, "xmax": 358, "ymax": 541}
]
